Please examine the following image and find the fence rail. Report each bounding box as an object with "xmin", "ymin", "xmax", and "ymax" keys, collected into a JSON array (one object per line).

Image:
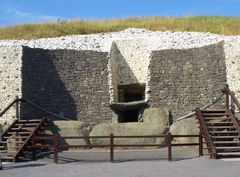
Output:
[{"xmin": 32, "ymin": 133, "xmax": 203, "ymax": 163}]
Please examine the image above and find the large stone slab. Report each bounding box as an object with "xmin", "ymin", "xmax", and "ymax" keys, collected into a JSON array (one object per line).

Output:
[
  {"xmin": 142, "ymin": 107, "xmax": 170, "ymax": 126},
  {"xmin": 90, "ymin": 123, "xmax": 169, "ymax": 146},
  {"xmin": 170, "ymin": 118, "xmax": 199, "ymax": 144},
  {"xmin": 46, "ymin": 121, "xmax": 92, "ymax": 146}
]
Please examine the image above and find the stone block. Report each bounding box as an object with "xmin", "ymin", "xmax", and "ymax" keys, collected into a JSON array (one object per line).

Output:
[
  {"xmin": 90, "ymin": 123, "xmax": 169, "ymax": 147},
  {"xmin": 45, "ymin": 121, "xmax": 92, "ymax": 147},
  {"xmin": 170, "ymin": 118, "xmax": 199, "ymax": 143},
  {"xmin": 142, "ymin": 107, "xmax": 169, "ymax": 126}
]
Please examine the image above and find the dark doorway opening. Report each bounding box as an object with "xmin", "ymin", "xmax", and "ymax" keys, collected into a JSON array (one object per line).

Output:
[
  {"xmin": 118, "ymin": 109, "xmax": 139, "ymax": 122},
  {"xmin": 110, "ymin": 100, "xmax": 147, "ymax": 123},
  {"xmin": 118, "ymin": 84, "xmax": 145, "ymax": 102},
  {"xmin": 111, "ymin": 83, "xmax": 146, "ymax": 123}
]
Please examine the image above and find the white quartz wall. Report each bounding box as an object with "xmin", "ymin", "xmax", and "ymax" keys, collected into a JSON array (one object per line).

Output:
[{"xmin": 0, "ymin": 45, "xmax": 22, "ymax": 125}]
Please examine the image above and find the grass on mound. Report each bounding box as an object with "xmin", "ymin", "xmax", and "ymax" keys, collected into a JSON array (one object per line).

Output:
[{"xmin": 0, "ymin": 16, "xmax": 239, "ymax": 40}]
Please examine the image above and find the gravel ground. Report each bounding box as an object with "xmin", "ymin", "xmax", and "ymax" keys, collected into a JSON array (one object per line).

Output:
[
  {"xmin": 1, "ymin": 147, "xmax": 240, "ymax": 177},
  {"xmin": 1, "ymin": 157, "xmax": 240, "ymax": 177}
]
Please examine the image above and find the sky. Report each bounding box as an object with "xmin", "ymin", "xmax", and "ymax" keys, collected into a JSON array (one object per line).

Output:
[{"xmin": 0, "ymin": 0, "xmax": 239, "ymax": 26}]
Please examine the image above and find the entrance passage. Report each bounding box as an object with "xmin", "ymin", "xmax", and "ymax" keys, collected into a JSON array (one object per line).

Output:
[
  {"xmin": 110, "ymin": 100, "xmax": 147, "ymax": 123},
  {"xmin": 118, "ymin": 84, "xmax": 145, "ymax": 102},
  {"xmin": 118, "ymin": 109, "xmax": 139, "ymax": 122},
  {"xmin": 110, "ymin": 83, "xmax": 147, "ymax": 123},
  {"xmin": 110, "ymin": 100, "xmax": 148, "ymax": 123}
]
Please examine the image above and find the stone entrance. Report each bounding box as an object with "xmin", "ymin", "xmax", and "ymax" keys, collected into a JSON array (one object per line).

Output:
[
  {"xmin": 111, "ymin": 84, "xmax": 147, "ymax": 123},
  {"xmin": 118, "ymin": 84, "xmax": 145, "ymax": 102}
]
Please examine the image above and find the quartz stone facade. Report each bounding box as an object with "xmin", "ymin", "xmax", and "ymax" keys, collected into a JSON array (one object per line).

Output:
[{"xmin": 0, "ymin": 37, "xmax": 234, "ymax": 125}]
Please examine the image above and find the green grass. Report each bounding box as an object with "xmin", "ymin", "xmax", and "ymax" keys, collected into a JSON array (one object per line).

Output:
[{"xmin": 0, "ymin": 16, "xmax": 239, "ymax": 39}]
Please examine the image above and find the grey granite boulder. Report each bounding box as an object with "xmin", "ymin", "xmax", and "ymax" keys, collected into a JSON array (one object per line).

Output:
[
  {"xmin": 170, "ymin": 118, "xmax": 199, "ymax": 144},
  {"xmin": 90, "ymin": 123, "xmax": 169, "ymax": 146},
  {"xmin": 90, "ymin": 107, "xmax": 170, "ymax": 147},
  {"xmin": 46, "ymin": 121, "xmax": 92, "ymax": 147},
  {"xmin": 142, "ymin": 107, "xmax": 170, "ymax": 126}
]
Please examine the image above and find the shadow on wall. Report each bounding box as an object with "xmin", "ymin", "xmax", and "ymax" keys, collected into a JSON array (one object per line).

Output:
[
  {"xmin": 109, "ymin": 42, "xmax": 148, "ymax": 123},
  {"xmin": 20, "ymin": 47, "xmax": 77, "ymax": 120},
  {"xmin": 109, "ymin": 42, "xmax": 140, "ymax": 103},
  {"xmin": 114, "ymin": 43, "xmax": 139, "ymax": 85}
]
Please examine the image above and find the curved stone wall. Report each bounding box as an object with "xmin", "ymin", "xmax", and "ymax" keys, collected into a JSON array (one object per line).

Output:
[
  {"xmin": 148, "ymin": 41, "xmax": 227, "ymax": 120},
  {"xmin": 224, "ymin": 37, "xmax": 240, "ymax": 93},
  {"xmin": 20, "ymin": 47, "xmax": 113, "ymax": 125},
  {"xmin": 0, "ymin": 30, "xmax": 240, "ymax": 126}
]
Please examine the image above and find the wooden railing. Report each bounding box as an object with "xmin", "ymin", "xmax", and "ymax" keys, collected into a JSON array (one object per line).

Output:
[
  {"xmin": 221, "ymin": 84, "xmax": 240, "ymax": 134},
  {"xmin": 195, "ymin": 108, "xmax": 216, "ymax": 159},
  {"xmin": 32, "ymin": 133, "xmax": 203, "ymax": 163}
]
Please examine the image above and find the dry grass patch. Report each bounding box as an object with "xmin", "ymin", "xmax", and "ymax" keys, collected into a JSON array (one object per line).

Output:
[{"xmin": 0, "ymin": 16, "xmax": 239, "ymax": 39}]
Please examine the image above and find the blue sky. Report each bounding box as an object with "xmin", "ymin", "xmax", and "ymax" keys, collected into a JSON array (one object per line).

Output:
[{"xmin": 0, "ymin": 0, "xmax": 239, "ymax": 26}]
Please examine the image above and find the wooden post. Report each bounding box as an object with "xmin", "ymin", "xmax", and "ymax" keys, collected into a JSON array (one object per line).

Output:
[
  {"xmin": 167, "ymin": 132, "xmax": 172, "ymax": 161},
  {"xmin": 110, "ymin": 133, "xmax": 114, "ymax": 162},
  {"xmin": 199, "ymin": 132, "xmax": 203, "ymax": 156},
  {"xmin": 54, "ymin": 136, "xmax": 59, "ymax": 164}
]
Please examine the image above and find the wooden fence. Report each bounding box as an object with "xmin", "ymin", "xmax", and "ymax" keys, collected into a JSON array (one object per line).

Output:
[{"xmin": 32, "ymin": 133, "xmax": 203, "ymax": 163}]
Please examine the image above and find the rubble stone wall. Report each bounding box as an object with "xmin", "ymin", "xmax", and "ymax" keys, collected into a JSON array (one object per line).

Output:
[
  {"xmin": 148, "ymin": 41, "xmax": 227, "ymax": 121},
  {"xmin": 21, "ymin": 47, "xmax": 113, "ymax": 125}
]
